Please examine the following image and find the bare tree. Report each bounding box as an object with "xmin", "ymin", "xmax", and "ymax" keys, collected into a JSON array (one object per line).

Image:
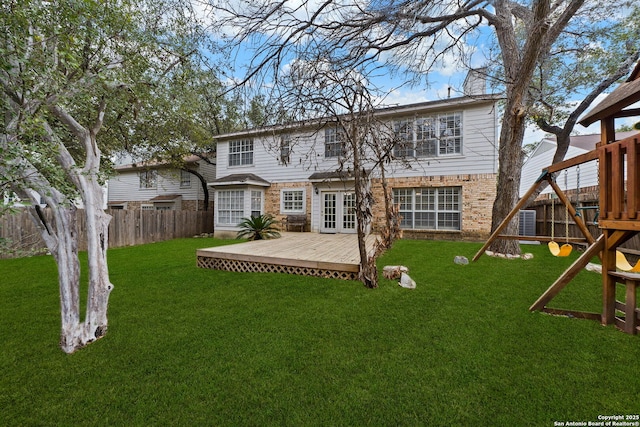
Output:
[
  {"xmin": 209, "ymin": 0, "xmax": 629, "ymax": 254},
  {"xmin": 272, "ymin": 58, "xmax": 401, "ymax": 288}
]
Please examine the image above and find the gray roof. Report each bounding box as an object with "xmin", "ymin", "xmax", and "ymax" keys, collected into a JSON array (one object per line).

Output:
[
  {"xmin": 564, "ymin": 131, "xmax": 638, "ymax": 150},
  {"xmin": 580, "ymin": 61, "xmax": 640, "ymax": 127},
  {"xmin": 210, "ymin": 173, "xmax": 270, "ymax": 187},
  {"xmin": 150, "ymin": 194, "xmax": 182, "ymax": 201},
  {"xmin": 308, "ymin": 170, "xmax": 371, "ymax": 181}
]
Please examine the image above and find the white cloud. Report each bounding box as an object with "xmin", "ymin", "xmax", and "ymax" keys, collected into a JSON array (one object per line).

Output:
[{"xmin": 381, "ymin": 88, "xmax": 430, "ymax": 107}]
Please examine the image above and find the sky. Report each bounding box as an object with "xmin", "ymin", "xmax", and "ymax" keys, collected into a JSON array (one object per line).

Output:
[
  {"xmin": 202, "ymin": 0, "xmax": 638, "ymax": 147},
  {"xmin": 361, "ymin": 59, "xmax": 637, "ymax": 147}
]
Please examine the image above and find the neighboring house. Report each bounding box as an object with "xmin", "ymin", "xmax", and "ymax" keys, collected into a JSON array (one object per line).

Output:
[
  {"xmin": 210, "ymin": 75, "xmax": 499, "ymax": 240},
  {"xmin": 519, "ymin": 131, "xmax": 638, "ymax": 199},
  {"xmin": 107, "ymin": 155, "xmax": 216, "ymax": 211}
]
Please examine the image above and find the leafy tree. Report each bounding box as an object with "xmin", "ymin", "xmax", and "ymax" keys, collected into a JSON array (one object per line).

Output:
[
  {"xmin": 616, "ymin": 124, "xmax": 636, "ymax": 132},
  {"xmin": 527, "ymin": 5, "xmax": 640, "ymax": 179},
  {"xmin": 0, "ymin": 0, "xmax": 216, "ymax": 352}
]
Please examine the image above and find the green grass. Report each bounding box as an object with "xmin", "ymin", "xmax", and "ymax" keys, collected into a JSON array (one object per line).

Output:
[{"xmin": 1, "ymin": 238, "xmax": 639, "ymax": 426}]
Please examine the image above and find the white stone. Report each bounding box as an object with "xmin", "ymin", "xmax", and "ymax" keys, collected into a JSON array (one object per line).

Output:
[{"xmin": 398, "ymin": 272, "xmax": 416, "ymax": 289}]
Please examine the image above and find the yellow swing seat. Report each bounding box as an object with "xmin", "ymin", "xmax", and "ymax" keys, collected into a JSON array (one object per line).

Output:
[
  {"xmin": 615, "ymin": 251, "xmax": 640, "ymax": 272},
  {"xmin": 548, "ymin": 241, "xmax": 573, "ymax": 257}
]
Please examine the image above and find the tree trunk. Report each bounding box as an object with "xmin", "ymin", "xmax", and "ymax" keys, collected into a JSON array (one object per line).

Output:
[
  {"xmin": 50, "ymin": 207, "xmax": 83, "ymax": 353},
  {"xmin": 352, "ymin": 135, "xmax": 378, "ymax": 288},
  {"xmin": 488, "ymin": 99, "xmax": 526, "ymax": 255},
  {"xmin": 25, "ymin": 201, "xmax": 92, "ymax": 353},
  {"xmin": 355, "ymin": 172, "xmax": 377, "ymax": 288},
  {"xmin": 34, "ymin": 177, "xmax": 114, "ymax": 354},
  {"xmin": 80, "ymin": 173, "xmax": 113, "ymax": 348},
  {"xmin": 186, "ymin": 168, "xmax": 209, "ymax": 211},
  {"xmin": 69, "ymin": 129, "xmax": 114, "ymax": 352}
]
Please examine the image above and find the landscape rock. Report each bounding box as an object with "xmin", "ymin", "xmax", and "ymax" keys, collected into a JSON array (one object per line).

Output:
[
  {"xmin": 398, "ymin": 272, "xmax": 416, "ymax": 289},
  {"xmin": 454, "ymin": 256, "xmax": 469, "ymax": 265},
  {"xmin": 383, "ymin": 265, "xmax": 409, "ymax": 280}
]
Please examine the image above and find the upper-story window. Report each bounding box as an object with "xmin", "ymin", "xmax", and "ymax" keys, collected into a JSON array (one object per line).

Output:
[
  {"xmin": 280, "ymin": 135, "xmax": 290, "ymax": 165},
  {"xmin": 139, "ymin": 170, "xmax": 157, "ymax": 189},
  {"xmin": 438, "ymin": 113, "xmax": 462, "ymax": 155},
  {"xmin": 324, "ymin": 127, "xmax": 343, "ymax": 158},
  {"xmin": 394, "ymin": 120, "xmax": 414, "ymax": 157},
  {"xmin": 393, "ymin": 112, "xmax": 462, "ymax": 158},
  {"xmin": 180, "ymin": 170, "xmax": 191, "ymax": 188},
  {"xmin": 229, "ymin": 139, "xmax": 253, "ymax": 166}
]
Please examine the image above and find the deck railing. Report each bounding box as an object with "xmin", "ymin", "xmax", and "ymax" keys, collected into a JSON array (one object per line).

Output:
[{"xmin": 599, "ymin": 135, "xmax": 640, "ymax": 230}]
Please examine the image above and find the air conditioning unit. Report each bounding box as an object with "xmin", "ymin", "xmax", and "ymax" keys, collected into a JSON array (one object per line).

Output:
[{"xmin": 519, "ymin": 210, "xmax": 536, "ymax": 237}]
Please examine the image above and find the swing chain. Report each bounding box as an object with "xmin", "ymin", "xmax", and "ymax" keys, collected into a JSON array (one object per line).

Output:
[
  {"xmin": 565, "ymin": 200, "xmax": 570, "ymax": 243},
  {"xmin": 576, "ymin": 165, "xmax": 580, "ymax": 205},
  {"xmin": 564, "ymin": 170, "xmax": 569, "ymax": 243},
  {"xmin": 550, "ymin": 187, "xmax": 555, "ymax": 240}
]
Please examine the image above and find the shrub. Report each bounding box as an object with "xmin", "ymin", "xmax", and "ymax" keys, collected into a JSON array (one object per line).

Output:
[{"xmin": 236, "ymin": 214, "xmax": 281, "ymax": 240}]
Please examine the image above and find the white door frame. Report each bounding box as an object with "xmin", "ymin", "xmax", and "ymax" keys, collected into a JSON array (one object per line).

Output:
[{"xmin": 320, "ymin": 191, "xmax": 356, "ymax": 234}]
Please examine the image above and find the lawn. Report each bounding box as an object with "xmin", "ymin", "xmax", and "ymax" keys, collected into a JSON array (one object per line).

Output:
[{"xmin": 1, "ymin": 238, "xmax": 639, "ymax": 426}]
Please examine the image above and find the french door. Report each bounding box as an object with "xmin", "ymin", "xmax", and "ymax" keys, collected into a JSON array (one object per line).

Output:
[{"xmin": 321, "ymin": 191, "xmax": 356, "ymax": 233}]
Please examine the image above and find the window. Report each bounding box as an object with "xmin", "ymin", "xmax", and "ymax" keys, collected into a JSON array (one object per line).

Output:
[
  {"xmin": 251, "ymin": 191, "xmax": 262, "ymax": 218},
  {"xmin": 438, "ymin": 113, "xmax": 462, "ymax": 155},
  {"xmin": 141, "ymin": 204, "xmax": 155, "ymax": 211},
  {"xmin": 139, "ymin": 170, "xmax": 157, "ymax": 189},
  {"xmin": 393, "ymin": 112, "xmax": 462, "ymax": 158},
  {"xmin": 415, "ymin": 117, "xmax": 437, "ymax": 157},
  {"xmin": 393, "ymin": 187, "xmax": 461, "ymax": 230},
  {"xmin": 280, "ymin": 136, "xmax": 290, "ymax": 165},
  {"xmin": 281, "ymin": 189, "xmax": 305, "ymax": 213},
  {"xmin": 393, "ymin": 120, "xmax": 414, "ymax": 157},
  {"xmin": 228, "ymin": 139, "xmax": 253, "ymax": 166},
  {"xmin": 324, "ymin": 127, "xmax": 343, "ymax": 158},
  {"xmin": 180, "ymin": 170, "xmax": 191, "ymax": 188},
  {"xmin": 218, "ymin": 190, "xmax": 245, "ymax": 225}
]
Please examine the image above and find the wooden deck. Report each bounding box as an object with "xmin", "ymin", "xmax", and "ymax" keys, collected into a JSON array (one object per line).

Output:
[{"xmin": 197, "ymin": 232, "xmax": 379, "ymax": 280}]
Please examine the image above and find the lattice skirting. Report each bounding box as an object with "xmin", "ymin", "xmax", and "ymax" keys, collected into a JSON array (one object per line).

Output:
[{"xmin": 197, "ymin": 256, "xmax": 358, "ymax": 281}]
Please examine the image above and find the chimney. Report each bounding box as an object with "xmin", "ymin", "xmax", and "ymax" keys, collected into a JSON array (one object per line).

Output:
[{"xmin": 463, "ymin": 68, "xmax": 487, "ymax": 96}]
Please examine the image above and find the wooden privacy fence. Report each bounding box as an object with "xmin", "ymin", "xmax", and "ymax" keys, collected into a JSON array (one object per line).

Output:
[{"xmin": 0, "ymin": 209, "xmax": 214, "ymax": 258}]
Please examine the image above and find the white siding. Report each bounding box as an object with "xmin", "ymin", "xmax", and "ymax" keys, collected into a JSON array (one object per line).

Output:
[
  {"xmin": 216, "ymin": 130, "xmax": 344, "ymax": 183},
  {"xmin": 385, "ymin": 103, "xmax": 497, "ymax": 178},
  {"xmin": 463, "ymin": 69, "xmax": 487, "ymax": 96},
  {"xmin": 519, "ymin": 143, "xmax": 598, "ymax": 197},
  {"xmin": 213, "ymin": 98, "xmax": 498, "ymax": 235},
  {"xmin": 215, "ymin": 101, "xmax": 498, "ymax": 183},
  {"xmin": 108, "ymin": 162, "xmax": 216, "ymax": 202}
]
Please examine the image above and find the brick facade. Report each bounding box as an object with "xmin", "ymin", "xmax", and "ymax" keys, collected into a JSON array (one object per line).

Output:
[
  {"xmin": 264, "ymin": 182, "xmax": 314, "ymax": 231},
  {"xmin": 258, "ymin": 173, "xmax": 497, "ymax": 240},
  {"xmin": 182, "ymin": 200, "xmax": 215, "ymax": 212},
  {"xmin": 373, "ymin": 173, "xmax": 497, "ymax": 241}
]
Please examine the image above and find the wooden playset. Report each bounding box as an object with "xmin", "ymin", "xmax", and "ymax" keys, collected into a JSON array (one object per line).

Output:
[{"xmin": 474, "ymin": 62, "xmax": 640, "ymax": 335}]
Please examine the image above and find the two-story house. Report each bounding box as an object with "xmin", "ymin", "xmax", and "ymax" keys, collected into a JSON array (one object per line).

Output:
[
  {"xmin": 107, "ymin": 154, "xmax": 216, "ymax": 211},
  {"xmin": 211, "ymin": 79, "xmax": 498, "ymax": 239}
]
